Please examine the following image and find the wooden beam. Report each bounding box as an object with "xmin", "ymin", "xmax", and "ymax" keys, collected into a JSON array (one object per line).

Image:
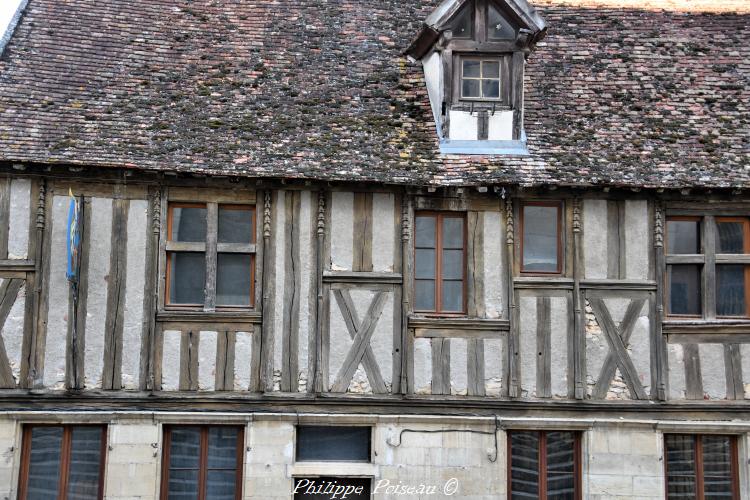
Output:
[
  {"xmin": 536, "ymin": 297, "xmax": 551, "ymax": 398},
  {"xmin": 723, "ymin": 344, "xmax": 743, "ymax": 400},
  {"xmin": 703, "ymin": 216, "xmax": 717, "ymax": 320},
  {"xmin": 179, "ymin": 330, "xmax": 199, "ymax": 391},
  {"xmin": 204, "ymin": 203, "xmax": 218, "ymax": 311},
  {"xmin": 281, "ymin": 191, "xmax": 301, "ymax": 392},
  {"xmin": 466, "ymin": 338, "xmax": 485, "ymax": 397},
  {"xmin": 683, "ymin": 343, "xmax": 703, "ymax": 400},
  {"xmin": 0, "ymin": 278, "xmax": 23, "ymax": 387},
  {"xmin": 322, "ymin": 271, "xmax": 402, "ymax": 285},
  {"xmin": 352, "ymin": 193, "xmax": 373, "ymax": 272},
  {"xmin": 28, "ymin": 181, "xmax": 50, "ymax": 389},
  {"xmin": 312, "ymin": 191, "xmax": 327, "ymax": 394},
  {"xmin": 431, "ymin": 337, "xmax": 450, "ymax": 396},
  {"xmin": 215, "ymin": 331, "xmax": 236, "ymax": 392},
  {"xmin": 102, "ymin": 199, "xmax": 129, "ymax": 390},
  {"xmin": 20, "ymin": 179, "xmax": 43, "ymax": 389},
  {"xmin": 140, "ymin": 188, "xmax": 161, "ymax": 390},
  {"xmin": 260, "ymin": 191, "xmax": 275, "ymax": 392},
  {"xmin": 467, "ymin": 211, "xmax": 485, "ymax": 318},
  {"xmin": 0, "ymin": 178, "xmax": 9, "ymax": 259},
  {"xmin": 652, "ymin": 202, "xmax": 668, "ymax": 401},
  {"xmin": 66, "ymin": 198, "xmax": 91, "ymax": 390},
  {"xmin": 572, "ymin": 197, "xmax": 586, "ymax": 400},
  {"xmin": 400, "ymin": 194, "xmax": 414, "ymax": 395}
]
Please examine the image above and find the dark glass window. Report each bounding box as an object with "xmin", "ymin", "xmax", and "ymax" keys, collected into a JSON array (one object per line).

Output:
[
  {"xmin": 166, "ymin": 203, "xmax": 256, "ymax": 309},
  {"xmin": 414, "ymin": 213, "xmax": 466, "ymax": 313},
  {"xmin": 447, "ymin": 0, "xmax": 473, "ymax": 38},
  {"xmin": 161, "ymin": 426, "xmax": 243, "ymax": 500},
  {"xmin": 293, "ymin": 477, "xmax": 371, "ymax": 500},
  {"xmin": 509, "ymin": 431, "xmax": 580, "ymax": 500},
  {"xmin": 487, "ymin": 2, "xmax": 516, "ymax": 40},
  {"xmin": 668, "ymin": 265, "xmax": 702, "ymax": 316},
  {"xmin": 521, "ymin": 202, "xmax": 562, "ymax": 274},
  {"xmin": 296, "ymin": 426, "xmax": 371, "ymax": 462},
  {"xmin": 665, "ymin": 434, "xmax": 739, "ymax": 500},
  {"xmin": 461, "ymin": 58, "xmax": 501, "ymax": 100},
  {"xmin": 18, "ymin": 425, "xmax": 106, "ymax": 500}
]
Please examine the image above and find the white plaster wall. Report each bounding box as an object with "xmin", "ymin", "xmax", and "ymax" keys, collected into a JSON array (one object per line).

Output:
[
  {"xmin": 122, "ymin": 199, "xmax": 148, "ymax": 390},
  {"xmin": 487, "ymin": 111, "xmax": 513, "ymax": 140},
  {"xmin": 298, "ymin": 191, "xmax": 313, "ymax": 391},
  {"xmin": 583, "ymin": 199, "xmax": 608, "ymax": 279},
  {"xmin": 450, "ymin": 338, "xmax": 468, "ymax": 395},
  {"xmin": 550, "ymin": 296, "xmax": 569, "ymax": 398},
  {"xmin": 272, "ymin": 190, "xmax": 286, "ymax": 388},
  {"xmin": 104, "ymin": 421, "xmax": 160, "ymax": 499},
  {"xmin": 328, "ymin": 290, "xmax": 355, "ymax": 390},
  {"xmin": 483, "ymin": 211, "xmax": 504, "ymax": 319},
  {"xmin": 8, "ymin": 179, "xmax": 30, "ymax": 259},
  {"xmin": 630, "ymin": 314, "xmax": 652, "ymax": 396},
  {"xmin": 624, "ymin": 200, "xmax": 650, "ymax": 280},
  {"xmin": 413, "ymin": 337, "xmax": 432, "ymax": 395},
  {"xmin": 44, "ymin": 195, "xmax": 71, "ymax": 389},
  {"xmin": 83, "ymin": 197, "xmax": 113, "ymax": 389},
  {"xmin": 422, "ymin": 51, "xmax": 443, "ymax": 135},
  {"xmin": 585, "ymin": 300, "xmax": 607, "ymax": 397},
  {"xmin": 246, "ymin": 420, "xmax": 293, "ymax": 500},
  {"xmin": 586, "ymin": 426, "xmax": 664, "ymax": 500},
  {"xmin": 699, "ymin": 343, "xmax": 726, "ymax": 399},
  {"xmin": 371, "ymin": 192, "xmax": 395, "ymax": 273},
  {"xmin": 330, "ymin": 191, "xmax": 353, "ymax": 271},
  {"xmin": 198, "ymin": 330, "xmax": 217, "ymax": 391},
  {"xmin": 519, "ymin": 296, "xmax": 537, "ymax": 397},
  {"xmin": 667, "ymin": 343, "xmax": 686, "ymax": 400},
  {"xmin": 0, "ymin": 420, "xmax": 19, "ymax": 499},
  {"xmin": 742, "ymin": 344, "xmax": 750, "ymax": 399},
  {"xmin": 234, "ymin": 331, "xmax": 253, "ymax": 391},
  {"xmin": 2, "ymin": 281, "xmax": 25, "ymax": 384},
  {"xmin": 161, "ymin": 330, "xmax": 181, "ymax": 391},
  {"xmin": 484, "ymin": 338, "xmax": 503, "ymax": 397},
  {"xmin": 448, "ymin": 110, "xmax": 478, "ymax": 141}
]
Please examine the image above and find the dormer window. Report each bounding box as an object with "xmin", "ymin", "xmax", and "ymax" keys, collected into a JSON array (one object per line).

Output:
[{"xmin": 406, "ymin": 0, "xmax": 546, "ymax": 154}]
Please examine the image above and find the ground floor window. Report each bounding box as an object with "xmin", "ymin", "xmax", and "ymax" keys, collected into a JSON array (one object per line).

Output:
[
  {"xmin": 18, "ymin": 425, "xmax": 106, "ymax": 500},
  {"xmin": 665, "ymin": 434, "xmax": 739, "ymax": 500},
  {"xmin": 161, "ymin": 426, "xmax": 244, "ymax": 500},
  {"xmin": 509, "ymin": 430, "xmax": 581, "ymax": 500}
]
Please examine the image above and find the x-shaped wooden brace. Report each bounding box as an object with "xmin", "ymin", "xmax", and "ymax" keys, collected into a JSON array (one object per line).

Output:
[
  {"xmin": 331, "ymin": 289, "xmax": 388, "ymax": 393},
  {"xmin": 0, "ymin": 278, "xmax": 23, "ymax": 389},
  {"xmin": 590, "ymin": 297, "xmax": 648, "ymax": 400}
]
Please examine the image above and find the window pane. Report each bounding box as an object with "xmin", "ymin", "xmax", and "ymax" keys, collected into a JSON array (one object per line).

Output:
[
  {"xmin": 716, "ymin": 222, "xmax": 745, "ymax": 254},
  {"xmin": 26, "ymin": 427, "xmax": 63, "ymax": 500},
  {"xmin": 462, "ymin": 59, "xmax": 481, "ymax": 78},
  {"xmin": 216, "ymin": 254, "xmax": 252, "ymax": 307},
  {"xmin": 442, "ymin": 217, "xmax": 464, "ymax": 249},
  {"xmin": 293, "ymin": 477, "xmax": 371, "ymax": 500},
  {"xmin": 169, "ymin": 428, "xmax": 201, "ymax": 469},
  {"xmin": 441, "ymin": 280, "xmax": 463, "ymax": 312},
  {"xmin": 716, "ymin": 265, "xmax": 746, "ymax": 317},
  {"xmin": 169, "ymin": 252, "xmax": 206, "ymax": 305},
  {"xmin": 667, "ymin": 220, "xmax": 700, "ymax": 254},
  {"xmin": 482, "ymin": 61, "xmax": 500, "ymax": 78},
  {"xmin": 167, "ymin": 469, "xmax": 200, "ymax": 500},
  {"xmin": 668, "ymin": 265, "xmax": 702, "ymax": 315},
  {"xmin": 206, "ymin": 471, "xmax": 237, "ymax": 500},
  {"xmin": 171, "ymin": 206, "xmax": 207, "ymax": 242},
  {"xmin": 296, "ymin": 426, "xmax": 370, "ymax": 462},
  {"xmin": 482, "ymin": 80, "xmax": 500, "ymax": 98},
  {"xmin": 522, "ymin": 205, "xmax": 559, "ymax": 272},
  {"xmin": 415, "ymin": 249, "xmax": 436, "ymax": 279},
  {"xmin": 415, "ymin": 216, "xmax": 436, "ymax": 248},
  {"xmin": 547, "ymin": 432, "xmax": 576, "ymax": 500},
  {"xmin": 415, "ymin": 280, "xmax": 435, "ymax": 311},
  {"xmin": 702, "ymin": 436, "xmax": 734, "ymax": 500},
  {"xmin": 462, "ymin": 79, "xmax": 480, "ymax": 98},
  {"xmin": 442, "ymin": 249, "xmax": 463, "ymax": 280},
  {"xmin": 488, "ymin": 3, "xmax": 515, "ymax": 39},
  {"xmin": 207, "ymin": 427, "xmax": 240, "ymax": 470},
  {"xmin": 218, "ymin": 207, "xmax": 254, "ymax": 244},
  {"xmin": 67, "ymin": 427, "xmax": 104, "ymax": 500},
  {"xmin": 510, "ymin": 432, "xmax": 539, "ymax": 499},
  {"xmin": 449, "ymin": 1, "xmax": 473, "ymax": 38},
  {"xmin": 666, "ymin": 435, "xmax": 697, "ymax": 500}
]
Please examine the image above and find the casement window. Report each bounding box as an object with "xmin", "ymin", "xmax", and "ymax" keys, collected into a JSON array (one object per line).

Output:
[
  {"xmin": 294, "ymin": 426, "xmax": 371, "ymax": 499},
  {"xmin": 520, "ymin": 201, "xmax": 563, "ymax": 274},
  {"xmin": 160, "ymin": 426, "xmax": 244, "ymax": 500},
  {"xmin": 460, "ymin": 57, "xmax": 502, "ymax": 100},
  {"xmin": 664, "ymin": 434, "xmax": 739, "ymax": 500},
  {"xmin": 508, "ymin": 430, "xmax": 581, "ymax": 500},
  {"xmin": 666, "ymin": 216, "xmax": 750, "ymax": 318},
  {"xmin": 166, "ymin": 203, "xmax": 256, "ymax": 309},
  {"xmin": 414, "ymin": 212, "xmax": 466, "ymax": 314},
  {"xmin": 18, "ymin": 425, "xmax": 106, "ymax": 500}
]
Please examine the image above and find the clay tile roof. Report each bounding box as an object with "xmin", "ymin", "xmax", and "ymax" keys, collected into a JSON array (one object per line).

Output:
[{"xmin": 0, "ymin": 0, "xmax": 748, "ymax": 188}]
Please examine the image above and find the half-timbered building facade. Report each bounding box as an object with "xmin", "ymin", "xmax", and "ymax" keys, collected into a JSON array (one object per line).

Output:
[{"xmin": 0, "ymin": 0, "xmax": 748, "ymax": 498}]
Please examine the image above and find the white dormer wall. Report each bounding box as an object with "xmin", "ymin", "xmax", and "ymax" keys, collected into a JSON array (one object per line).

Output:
[
  {"xmin": 422, "ymin": 52, "xmax": 444, "ymax": 138},
  {"xmin": 448, "ymin": 110, "xmax": 514, "ymax": 140}
]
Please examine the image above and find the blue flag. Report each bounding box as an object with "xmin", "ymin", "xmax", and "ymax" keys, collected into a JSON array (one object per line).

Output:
[{"xmin": 66, "ymin": 190, "xmax": 81, "ymax": 282}]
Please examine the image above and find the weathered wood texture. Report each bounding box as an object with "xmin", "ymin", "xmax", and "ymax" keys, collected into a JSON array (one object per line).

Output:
[
  {"xmin": 0, "ymin": 278, "xmax": 23, "ymax": 387},
  {"xmin": 0, "ymin": 178, "xmax": 10, "ymax": 259},
  {"xmin": 352, "ymin": 193, "xmax": 373, "ymax": 272},
  {"xmin": 102, "ymin": 199, "xmax": 128, "ymax": 390},
  {"xmin": 66, "ymin": 198, "xmax": 91, "ymax": 390},
  {"xmin": 280, "ymin": 191, "xmax": 301, "ymax": 392}
]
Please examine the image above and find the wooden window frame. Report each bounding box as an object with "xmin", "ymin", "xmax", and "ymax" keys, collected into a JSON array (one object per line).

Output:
[
  {"xmin": 18, "ymin": 424, "xmax": 107, "ymax": 500},
  {"xmin": 452, "ymin": 53, "xmax": 512, "ymax": 107},
  {"xmin": 160, "ymin": 425, "xmax": 245, "ymax": 500},
  {"xmin": 507, "ymin": 430, "xmax": 582, "ymax": 500},
  {"xmin": 165, "ymin": 202, "xmax": 257, "ymax": 311},
  {"xmin": 519, "ymin": 201, "xmax": 564, "ymax": 276},
  {"xmin": 663, "ymin": 434, "xmax": 740, "ymax": 500},
  {"xmin": 414, "ymin": 211, "xmax": 468, "ymax": 316},
  {"xmin": 665, "ymin": 215, "xmax": 750, "ymax": 319}
]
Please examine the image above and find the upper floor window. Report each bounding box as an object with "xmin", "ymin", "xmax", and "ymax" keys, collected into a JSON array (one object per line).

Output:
[
  {"xmin": 666, "ymin": 215, "xmax": 750, "ymax": 318},
  {"xmin": 414, "ymin": 212, "xmax": 466, "ymax": 314},
  {"xmin": 665, "ymin": 434, "xmax": 739, "ymax": 500},
  {"xmin": 166, "ymin": 202, "xmax": 256, "ymax": 310},
  {"xmin": 521, "ymin": 201, "xmax": 563, "ymax": 274},
  {"xmin": 460, "ymin": 57, "xmax": 502, "ymax": 101},
  {"xmin": 18, "ymin": 425, "xmax": 106, "ymax": 500},
  {"xmin": 161, "ymin": 426, "xmax": 244, "ymax": 500},
  {"xmin": 509, "ymin": 430, "xmax": 581, "ymax": 500}
]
